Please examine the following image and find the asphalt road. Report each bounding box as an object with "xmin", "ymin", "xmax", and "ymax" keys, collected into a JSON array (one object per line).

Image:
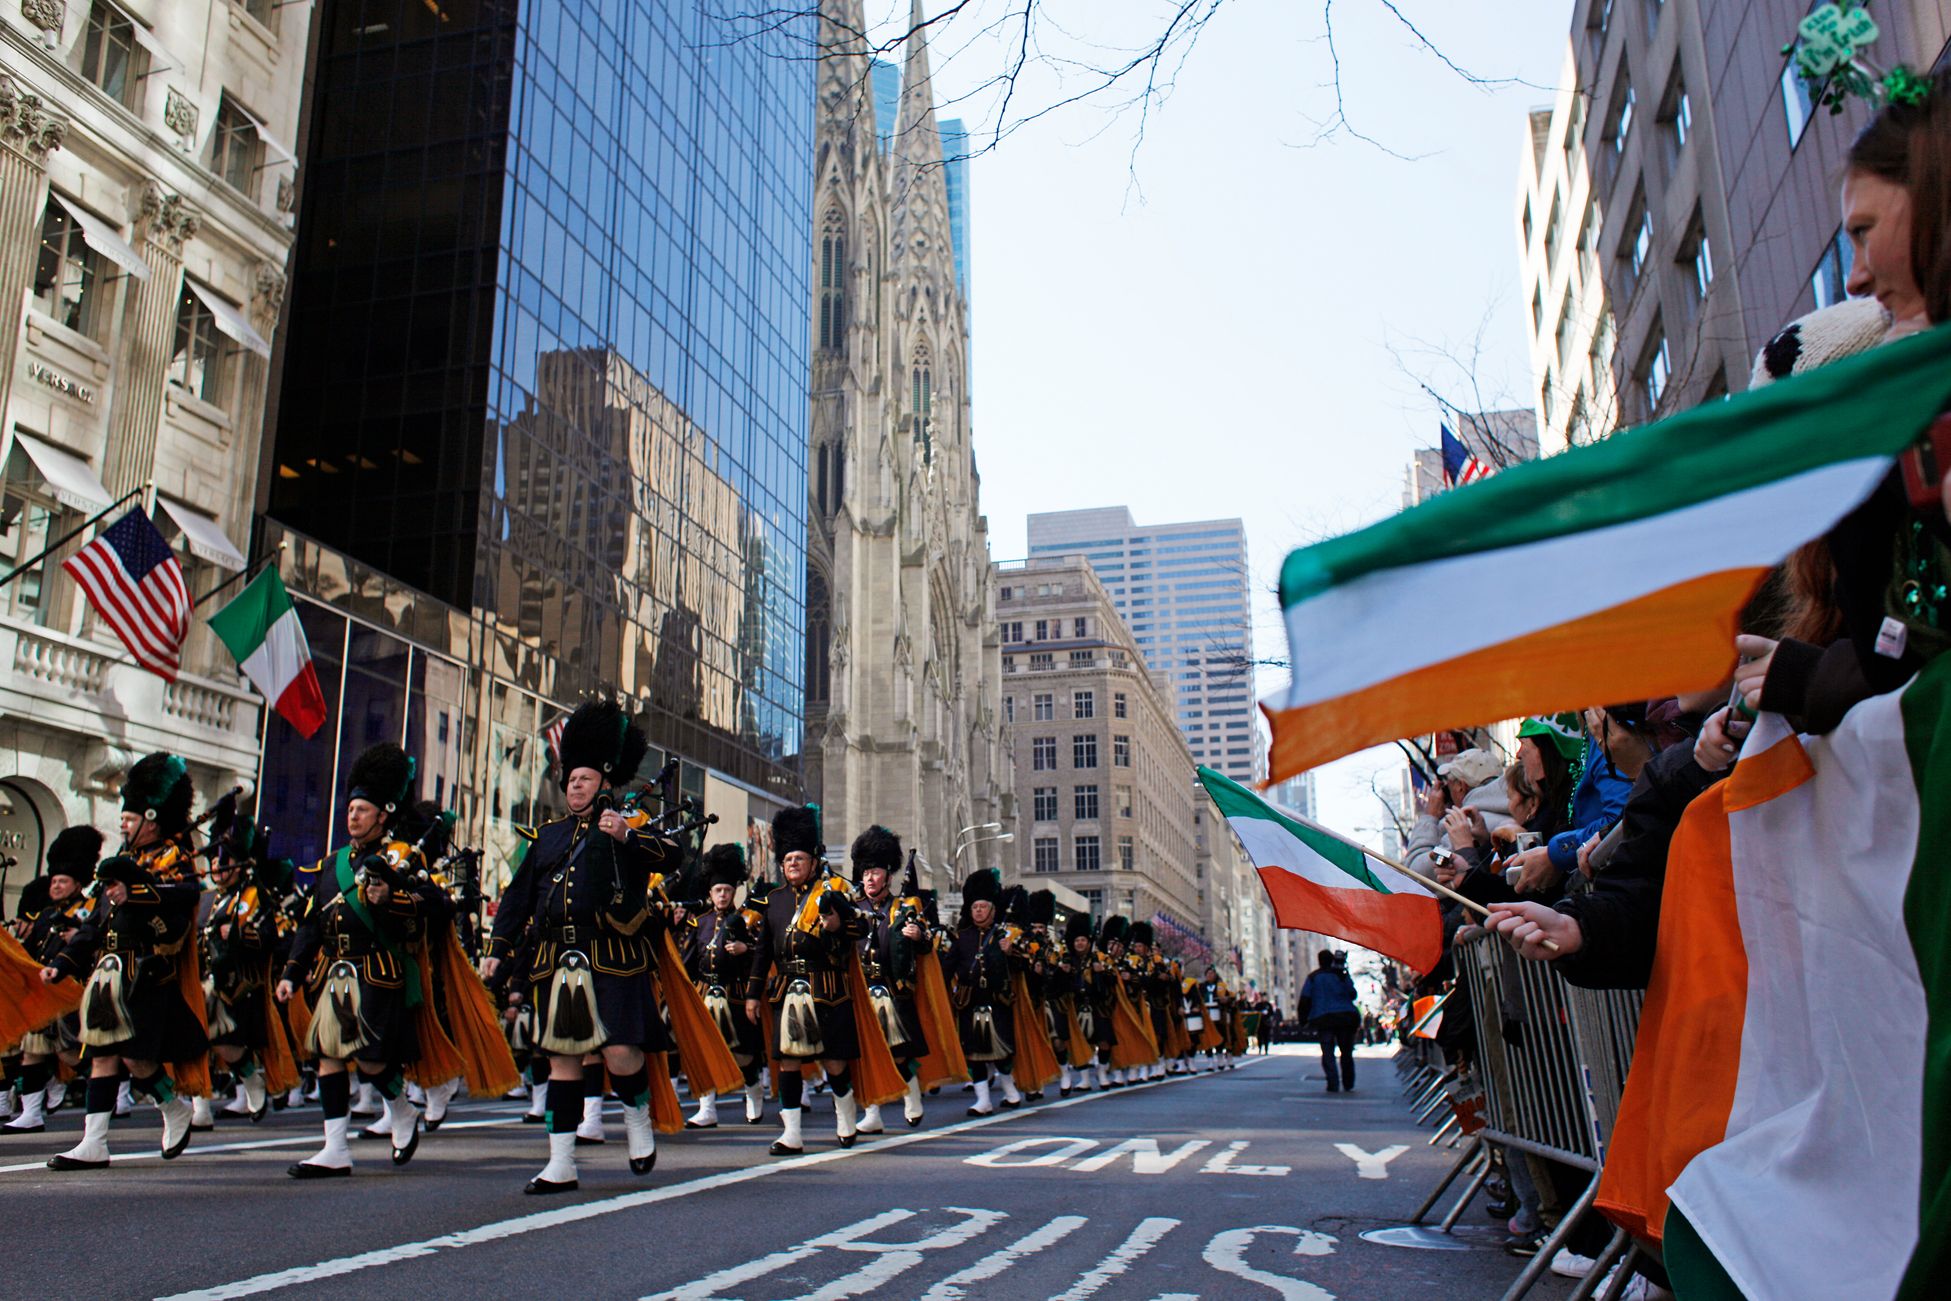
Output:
[{"xmin": 0, "ymin": 1046, "xmax": 1578, "ymax": 1299}]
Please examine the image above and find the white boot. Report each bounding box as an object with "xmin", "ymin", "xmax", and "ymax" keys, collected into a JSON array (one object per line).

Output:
[
  {"xmin": 967, "ymin": 1078, "xmax": 994, "ymax": 1116},
  {"xmin": 997, "ymin": 1073, "xmax": 1023, "ymax": 1107},
  {"xmin": 241, "ymin": 1070, "xmax": 269, "ymax": 1121},
  {"xmin": 576, "ymin": 1093, "xmax": 606, "ymax": 1145},
  {"xmin": 288, "ymin": 1115, "xmax": 352, "ymax": 1178},
  {"xmin": 685, "ymin": 1092, "xmax": 719, "ymax": 1130},
  {"xmin": 857, "ymin": 1102, "xmax": 884, "ymax": 1135},
  {"xmin": 835, "ymin": 1091, "xmax": 859, "ymax": 1146},
  {"xmin": 191, "ymin": 1095, "xmax": 215, "ymax": 1131},
  {"xmin": 623, "ymin": 1101, "xmax": 657, "ymax": 1174},
  {"xmin": 902, "ymin": 1075, "xmax": 925, "ymax": 1127},
  {"xmin": 48, "ymin": 1109, "xmax": 111, "ymax": 1169},
  {"xmin": 158, "ymin": 1094, "xmax": 195, "ymax": 1159},
  {"xmin": 363, "ymin": 1095, "xmax": 395, "ymax": 1140},
  {"xmin": 223, "ymin": 1080, "xmax": 253, "ymax": 1116},
  {"xmin": 525, "ymin": 1130, "xmax": 578, "ymax": 1194},
  {"xmin": 744, "ymin": 1079, "xmax": 766, "ymax": 1124},
  {"xmin": 44, "ymin": 1078, "xmax": 66, "ymax": 1112},
  {"xmin": 1059, "ymin": 1063, "xmax": 1075, "ymax": 1096},
  {"xmin": 114, "ymin": 1080, "xmax": 134, "ymax": 1116},
  {"xmin": 770, "ymin": 1106, "xmax": 804, "ymax": 1155},
  {"xmin": 286, "ymin": 1085, "xmax": 306, "ymax": 1108},
  {"xmin": 390, "ymin": 1095, "xmax": 421, "ymax": 1165},
  {"xmin": 406, "ymin": 1082, "xmax": 427, "ymax": 1105},
  {"xmin": 525, "ymin": 1081, "xmax": 548, "ymax": 1121},
  {"xmin": 425, "ymin": 1077, "xmax": 460, "ymax": 1130},
  {"xmin": 352, "ymin": 1080, "xmax": 380, "ymax": 1116},
  {"xmin": 1094, "ymin": 1062, "xmax": 1108, "ymax": 1090},
  {"xmin": 3, "ymin": 1088, "xmax": 46, "ymax": 1133}
]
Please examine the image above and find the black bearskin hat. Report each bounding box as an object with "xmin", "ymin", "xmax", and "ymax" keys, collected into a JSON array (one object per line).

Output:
[
  {"xmin": 121, "ymin": 752, "xmax": 193, "ymax": 833},
  {"xmin": 45, "ymin": 826, "xmax": 104, "ymax": 883},
  {"xmin": 960, "ymin": 867, "xmax": 1002, "ymax": 907},
  {"xmin": 1003, "ymin": 885, "xmax": 1030, "ymax": 926},
  {"xmin": 1129, "ymin": 920, "xmax": 1156, "ymax": 948},
  {"xmin": 771, "ymin": 805, "xmax": 822, "ymax": 863},
  {"xmin": 94, "ymin": 853, "xmax": 151, "ymax": 887},
  {"xmin": 347, "ymin": 742, "xmax": 415, "ymax": 816},
  {"xmin": 1064, "ymin": 911, "xmax": 1096, "ymax": 944},
  {"xmin": 1028, "ymin": 889, "xmax": 1057, "ymax": 927},
  {"xmin": 17, "ymin": 876, "xmax": 51, "ymax": 915},
  {"xmin": 217, "ymin": 819, "xmax": 265, "ymax": 871},
  {"xmin": 850, "ymin": 825, "xmax": 902, "ymax": 881},
  {"xmin": 701, "ymin": 843, "xmax": 747, "ymax": 890},
  {"xmin": 256, "ymin": 856, "xmax": 296, "ymax": 896},
  {"xmin": 556, "ymin": 699, "xmax": 648, "ymax": 788},
  {"xmin": 1099, "ymin": 916, "xmax": 1129, "ymax": 946}
]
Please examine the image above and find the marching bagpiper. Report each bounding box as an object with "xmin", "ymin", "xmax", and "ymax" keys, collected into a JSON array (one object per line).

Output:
[
  {"xmin": 3, "ymin": 827, "xmax": 101, "ymax": 1135},
  {"xmin": 943, "ymin": 868, "xmax": 1024, "ymax": 1116},
  {"xmin": 201, "ymin": 820, "xmax": 292, "ymax": 1123},
  {"xmin": 851, "ymin": 828, "xmax": 929, "ymax": 1132},
  {"xmin": 42, "ymin": 754, "xmax": 210, "ymax": 1170},
  {"xmin": 681, "ymin": 844, "xmax": 767, "ymax": 1128},
  {"xmin": 277, "ymin": 742, "xmax": 432, "ymax": 1177},
  {"xmin": 481, "ymin": 700, "xmax": 679, "ymax": 1194},
  {"xmin": 743, "ymin": 806, "xmax": 867, "ymax": 1155}
]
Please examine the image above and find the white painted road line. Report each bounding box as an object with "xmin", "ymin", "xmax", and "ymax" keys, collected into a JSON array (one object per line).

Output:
[
  {"xmin": 157, "ymin": 1063, "xmax": 1270, "ymax": 1301},
  {"xmin": 918, "ymin": 1214, "xmax": 1089, "ymax": 1300},
  {"xmin": 1047, "ymin": 1216, "xmax": 1182, "ymax": 1300}
]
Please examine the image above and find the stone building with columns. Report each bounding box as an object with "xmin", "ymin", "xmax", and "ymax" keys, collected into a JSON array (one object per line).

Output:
[
  {"xmin": 0, "ymin": 1, "xmax": 303, "ymax": 911},
  {"xmin": 800, "ymin": 0, "xmax": 1012, "ymax": 886}
]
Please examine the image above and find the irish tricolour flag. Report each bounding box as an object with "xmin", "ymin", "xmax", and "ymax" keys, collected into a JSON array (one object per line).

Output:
[
  {"xmin": 207, "ymin": 568, "xmax": 328, "ymax": 738},
  {"xmin": 1597, "ymin": 659, "xmax": 1951, "ymax": 1300},
  {"xmin": 1198, "ymin": 766, "xmax": 1441, "ymax": 972},
  {"xmin": 1262, "ymin": 323, "xmax": 1951, "ymax": 782}
]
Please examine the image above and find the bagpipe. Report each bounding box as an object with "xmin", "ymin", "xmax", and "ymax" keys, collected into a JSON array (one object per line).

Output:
[{"xmin": 86, "ymin": 785, "xmax": 244, "ymax": 899}]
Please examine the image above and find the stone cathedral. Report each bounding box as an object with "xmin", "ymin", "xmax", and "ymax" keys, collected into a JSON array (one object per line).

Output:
[{"xmin": 800, "ymin": 1, "xmax": 1012, "ymax": 885}]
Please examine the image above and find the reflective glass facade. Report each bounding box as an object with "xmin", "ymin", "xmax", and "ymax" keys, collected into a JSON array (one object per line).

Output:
[{"xmin": 268, "ymin": 0, "xmax": 814, "ymax": 810}]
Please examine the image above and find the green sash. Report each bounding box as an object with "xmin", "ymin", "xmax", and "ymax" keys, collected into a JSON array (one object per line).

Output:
[{"xmin": 333, "ymin": 846, "xmax": 423, "ymax": 1008}]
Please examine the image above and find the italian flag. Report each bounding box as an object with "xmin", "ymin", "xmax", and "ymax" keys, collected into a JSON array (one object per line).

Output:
[
  {"xmin": 1198, "ymin": 766, "xmax": 1441, "ymax": 972},
  {"xmin": 208, "ymin": 568, "xmax": 328, "ymax": 739},
  {"xmin": 1262, "ymin": 323, "xmax": 1951, "ymax": 782},
  {"xmin": 1598, "ymin": 660, "xmax": 1951, "ymax": 1300}
]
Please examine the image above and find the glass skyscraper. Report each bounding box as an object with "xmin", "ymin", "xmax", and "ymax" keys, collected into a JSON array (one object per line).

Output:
[{"xmin": 261, "ymin": 0, "xmax": 813, "ymax": 874}]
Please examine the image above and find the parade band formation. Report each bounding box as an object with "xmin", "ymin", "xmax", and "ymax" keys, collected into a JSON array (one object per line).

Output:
[{"xmin": 2, "ymin": 701, "xmax": 1257, "ymax": 1190}]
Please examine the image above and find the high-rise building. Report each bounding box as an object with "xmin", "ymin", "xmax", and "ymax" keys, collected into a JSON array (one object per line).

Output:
[
  {"xmin": 801, "ymin": 1, "xmax": 1008, "ymax": 883},
  {"xmin": 1517, "ymin": 44, "xmax": 1623, "ymax": 454},
  {"xmin": 996, "ymin": 556, "xmax": 1200, "ymax": 934},
  {"xmin": 0, "ymin": 1, "xmax": 308, "ymax": 911},
  {"xmin": 1026, "ymin": 506, "xmax": 1257, "ymax": 783},
  {"xmin": 258, "ymin": 1, "xmax": 814, "ymax": 879}
]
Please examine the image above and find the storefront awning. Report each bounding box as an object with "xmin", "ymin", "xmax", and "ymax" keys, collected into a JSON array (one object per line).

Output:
[
  {"xmin": 52, "ymin": 194, "xmax": 150, "ymax": 282},
  {"xmin": 186, "ymin": 279, "xmax": 272, "ymax": 358},
  {"xmin": 158, "ymin": 497, "xmax": 247, "ymax": 571},
  {"xmin": 10, "ymin": 432, "xmax": 114, "ymax": 514},
  {"xmin": 232, "ymin": 101, "xmax": 297, "ymax": 169}
]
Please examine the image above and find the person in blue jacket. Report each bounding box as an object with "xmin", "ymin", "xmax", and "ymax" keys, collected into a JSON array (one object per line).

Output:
[{"xmin": 1297, "ymin": 951, "xmax": 1360, "ymax": 1092}]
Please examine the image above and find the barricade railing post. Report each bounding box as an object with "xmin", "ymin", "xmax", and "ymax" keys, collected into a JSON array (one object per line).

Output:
[{"xmin": 1407, "ymin": 1134, "xmax": 1484, "ymax": 1225}]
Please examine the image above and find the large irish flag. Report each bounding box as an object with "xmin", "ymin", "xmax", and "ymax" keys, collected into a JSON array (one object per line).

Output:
[
  {"xmin": 207, "ymin": 567, "xmax": 328, "ymax": 738},
  {"xmin": 1198, "ymin": 766, "xmax": 1441, "ymax": 972},
  {"xmin": 1597, "ymin": 659, "xmax": 1951, "ymax": 1300},
  {"xmin": 1262, "ymin": 322, "xmax": 1951, "ymax": 783}
]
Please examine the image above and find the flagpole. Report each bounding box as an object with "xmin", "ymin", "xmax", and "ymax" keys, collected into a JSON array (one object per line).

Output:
[
  {"xmin": 0, "ymin": 481, "xmax": 148, "ymax": 592},
  {"xmin": 1366, "ymin": 846, "xmax": 1561, "ymax": 954},
  {"xmin": 191, "ymin": 539, "xmax": 284, "ymax": 612}
]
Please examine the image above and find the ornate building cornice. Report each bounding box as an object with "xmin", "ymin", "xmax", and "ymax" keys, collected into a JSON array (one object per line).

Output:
[
  {"xmin": 135, "ymin": 178, "xmax": 201, "ymax": 251},
  {"xmin": 20, "ymin": 1, "xmax": 64, "ymax": 37},
  {"xmin": 252, "ymin": 259, "xmax": 287, "ymax": 328},
  {"xmin": 0, "ymin": 70, "xmax": 69, "ymax": 162}
]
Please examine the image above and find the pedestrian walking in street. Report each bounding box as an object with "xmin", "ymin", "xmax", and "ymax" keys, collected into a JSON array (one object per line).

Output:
[{"xmin": 1299, "ymin": 950, "xmax": 1360, "ymax": 1093}]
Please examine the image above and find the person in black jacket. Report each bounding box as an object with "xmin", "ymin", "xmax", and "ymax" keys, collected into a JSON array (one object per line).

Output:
[
  {"xmin": 851, "ymin": 827, "xmax": 929, "ymax": 1132},
  {"xmin": 4, "ymin": 827, "xmax": 99, "ymax": 1135},
  {"xmin": 680, "ymin": 844, "xmax": 766, "ymax": 1128}
]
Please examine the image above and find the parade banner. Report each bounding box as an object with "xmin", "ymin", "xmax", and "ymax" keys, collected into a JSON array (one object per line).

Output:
[
  {"xmin": 1199, "ymin": 766, "xmax": 1441, "ymax": 973},
  {"xmin": 1599, "ymin": 659, "xmax": 1951, "ymax": 1301},
  {"xmin": 1259, "ymin": 322, "xmax": 1951, "ymax": 781}
]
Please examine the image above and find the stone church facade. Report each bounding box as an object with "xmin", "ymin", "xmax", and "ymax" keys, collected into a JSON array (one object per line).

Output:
[{"xmin": 800, "ymin": 0, "xmax": 1012, "ymax": 887}]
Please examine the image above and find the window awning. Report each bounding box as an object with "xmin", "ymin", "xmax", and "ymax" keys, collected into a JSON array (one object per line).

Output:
[
  {"xmin": 107, "ymin": 0, "xmax": 176, "ymax": 66},
  {"xmin": 10, "ymin": 432, "xmax": 114, "ymax": 513},
  {"xmin": 231, "ymin": 101, "xmax": 297, "ymax": 169},
  {"xmin": 158, "ymin": 497, "xmax": 247, "ymax": 571},
  {"xmin": 51, "ymin": 193, "xmax": 150, "ymax": 282},
  {"xmin": 185, "ymin": 278, "xmax": 272, "ymax": 358}
]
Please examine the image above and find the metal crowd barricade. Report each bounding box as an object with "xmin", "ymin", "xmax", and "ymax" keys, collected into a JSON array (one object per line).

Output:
[{"xmin": 1399, "ymin": 929, "xmax": 1645, "ymax": 1301}]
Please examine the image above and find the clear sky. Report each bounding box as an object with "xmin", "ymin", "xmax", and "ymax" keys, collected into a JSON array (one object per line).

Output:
[{"xmin": 871, "ymin": 2, "xmax": 1574, "ymax": 839}]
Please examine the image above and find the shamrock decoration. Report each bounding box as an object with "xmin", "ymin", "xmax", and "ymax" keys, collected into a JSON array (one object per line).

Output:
[{"xmin": 1780, "ymin": 2, "xmax": 1926, "ymax": 117}]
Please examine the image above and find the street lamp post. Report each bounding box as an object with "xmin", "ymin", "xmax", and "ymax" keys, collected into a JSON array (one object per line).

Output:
[{"xmin": 951, "ymin": 831, "xmax": 1012, "ymax": 883}]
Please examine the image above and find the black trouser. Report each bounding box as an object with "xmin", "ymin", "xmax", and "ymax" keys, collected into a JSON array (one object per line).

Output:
[{"xmin": 1315, "ymin": 1012, "xmax": 1358, "ymax": 1089}]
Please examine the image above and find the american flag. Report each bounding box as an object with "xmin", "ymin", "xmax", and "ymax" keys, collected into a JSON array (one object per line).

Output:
[
  {"xmin": 63, "ymin": 509, "xmax": 189, "ymax": 680},
  {"xmin": 543, "ymin": 712, "xmax": 568, "ymax": 763},
  {"xmin": 1440, "ymin": 424, "xmax": 1492, "ymax": 488}
]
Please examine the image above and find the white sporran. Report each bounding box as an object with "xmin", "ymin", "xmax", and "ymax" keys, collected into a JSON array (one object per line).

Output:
[
  {"xmin": 79, "ymin": 953, "xmax": 134, "ymax": 1047},
  {"xmin": 538, "ymin": 950, "xmax": 608, "ymax": 1055},
  {"xmin": 868, "ymin": 983, "xmax": 908, "ymax": 1048},
  {"xmin": 779, "ymin": 978, "xmax": 824, "ymax": 1058},
  {"xmin": 307, "ymin": 959, "xmax": 369, "ymax": 1060}
]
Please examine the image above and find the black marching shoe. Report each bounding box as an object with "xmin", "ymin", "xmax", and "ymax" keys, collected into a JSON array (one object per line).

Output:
[
  {"xmin": 524, "ymin": 1174, "xmax": 578, "ymax": 1195},
  {"xmin": 630, "ymin": 1151, "xmax": 656, "ymax": 1175},
  {"xmin": 391, "ymin": 1126, "xmax": 419, "ymax": 1166},
  {"xmin": 46, "ymin": 1153, "xmax": 107, "ymax": 1171},
  {"xmin": 768, "ymin": 1139, "xmax": 804, "ymax": 1156},
  {"xmin": 287, "ymin": 1161, "xmax": 350, "ymax": 1179}
]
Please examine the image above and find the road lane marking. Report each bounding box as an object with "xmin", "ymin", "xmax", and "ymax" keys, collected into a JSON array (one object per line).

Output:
[
  {"xmin": 1200, "ymin": 1141, "xmax": 1291, "ymax": 1177},
  {"xmin": 918, "ymin": 1215, "xmax": 1089, "ymax": 1300},
  {"xmin": 1049, "ymin": 1216, "xmax": 1181, "ymax": 1300},
  {"xmin": 1203, "ymin": 1226, "xmax": 1338, "ymax": 1299},
  {"xmin": 158, "ymin": 1061, "xmax": 1270, "ymax": 1301},
  {"xmin": 1070, "ymin": 1137, "xmax": 1210, "ymax": 1174},
  {"xmin": 962, "ymin": 1136, "xmax": 1098, "ymax": 1168},
  {"xmin": 1332, "ymin": 1142, "xmax": 1408, "ymax": 1179}
]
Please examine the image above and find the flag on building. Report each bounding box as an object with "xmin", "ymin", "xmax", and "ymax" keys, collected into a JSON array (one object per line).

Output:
[
  {"xmin": 1439, "ymin": 423, "xmax": 1491, "ymax": 487},
  {"xmin": 206, "ymin": 567, "xmax": 327, "ymax": 738},
  {"xmin": 543, "ymin": 713, "xmax": 568, "ymax": 763},
  {"xmin": 1197, "ymin": 766, "xmax": 1441, "ymax": 972},
  {"xmin": 1596, "ymin": 664, "xmax": 1951, "ymax": 1301},
  {"xmin": 62, "ymin": 508, "xmax": 189, "ymax": 680},
  {"xmin": 1262, "ymin": 324, "xmax": 1951, "ymax": 783}
]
